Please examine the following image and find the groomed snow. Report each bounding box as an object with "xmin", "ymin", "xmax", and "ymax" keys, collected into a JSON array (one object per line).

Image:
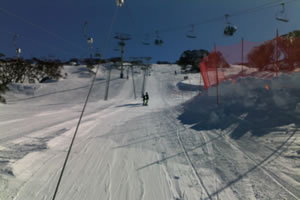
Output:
[{"xmin": 0, "ymin": 64, "xmax": 299, "ymax": 200}]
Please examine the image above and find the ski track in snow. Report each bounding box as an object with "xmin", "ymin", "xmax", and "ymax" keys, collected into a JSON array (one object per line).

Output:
[
  {"xmin": 154, "ymin": 68, "xmax": 300, "ymax": 200},
  {"xmin": 209, "ymin": 128, "xmax": 300, "ymax": 199},
  {"xmin": 0, "ymin": 119, "xmax": 26, "ymax": 126},
  {"xmin": 161, "ymin": 108, "xmax": 214, "ymax": 200},
  {"xmin": 0, "ymin": 64, "xmax": 299, "ymax": 200}
]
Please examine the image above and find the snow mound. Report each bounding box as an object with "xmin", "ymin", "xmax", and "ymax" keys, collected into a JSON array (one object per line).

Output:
[
  {"xmin": 4, "ymin": 65, "xmax": 107, "ymax": 104},
  {"xmin": 178, "ymin": 72, "xmax": 300, "ymax": 139},
  {"xmin": 8, "ymin": 84, "xmax": 42, "ymax": 96},
  {"xmin": 177, "ymin": 82, "xmax": 201, "ymax": 91}
]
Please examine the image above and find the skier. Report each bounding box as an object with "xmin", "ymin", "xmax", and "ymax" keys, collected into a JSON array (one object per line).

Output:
[
  {"xmin": 142, "ymin": 93, "xmax": 146, "ymax": 106},
  {"xmin": 145, "ymin": 92, "xmax": 149, "ymax": 106}
]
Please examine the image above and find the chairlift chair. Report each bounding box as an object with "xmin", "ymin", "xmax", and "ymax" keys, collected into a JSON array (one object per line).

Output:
[
  {"xmin": 83, "ymin": 22, "xmax": 94, "ymax": 48},
  {"xmin": 87, "ymin": 37, "xmax": 93, "ymax": 44},
  {"xmin": 276, "ymin": 3, "xmax": 289, "ymax": 22},
  {"xmin": 143, "ymin": 41, "xmax": 151, "ymax": 45},
  {"xmin": 155, "ymin": 39, "xmax": 164, "ymax": 46},
  {"xmin": 119, "ymin": 41, "xmax": 125, "ymax": 47},
  {"xmin": 224, "ymin": 14, "xmax": 237, "ymax": 36},
  {"xmin": 114, "ymin": 32, "xmax": 131, "ymax": 41},
  {"xmin": 116, "ymin": 0, "xmax": 124, "ymax": 7},
  {"xmin": 186, "ymin": 24, "xmax": 197, "ymax": 39},
  {"xmin": 154, "ymin": 31, "xmax": 164, "ymax": 46},
  {"xmin": 142, "ymin": 35, "xmax": 151, "ymax": 46},
  {"xmin": 224, "ymin": 25, "xmax": 237, "ymax": 36},
  {"xmin": 16, "ymin": 48, "xmax": 21, "ymax": 54},
  {"xmin": 12, "ymin": 34, "xmax": 22, "ymax": 57},
  {"xmin": 186, "ymin": 34, "xmax": 197, "ymax": 39}
]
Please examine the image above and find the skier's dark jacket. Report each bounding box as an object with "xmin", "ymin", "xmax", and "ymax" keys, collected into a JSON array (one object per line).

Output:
[{"xmin": 145, "ymin": 93, "xmax": 149, "ymax": 100}]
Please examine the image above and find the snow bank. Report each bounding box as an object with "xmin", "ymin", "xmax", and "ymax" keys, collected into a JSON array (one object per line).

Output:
[
  {"xmin": 177, "ymin": 82, "xmax": 201, "ymax": 92},
  {"xmin": 178, "ymin": 72, "xmax": 300, "ymax": 139},
  {"xmin": 3, "ymin": 65, "xmax": 107, "ymax": 104}
]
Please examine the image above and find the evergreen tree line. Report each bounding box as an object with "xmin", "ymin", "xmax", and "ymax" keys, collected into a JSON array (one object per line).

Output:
[{"xmin": 0, "ymin": 56, "xmax": 63, "ymax": 103}]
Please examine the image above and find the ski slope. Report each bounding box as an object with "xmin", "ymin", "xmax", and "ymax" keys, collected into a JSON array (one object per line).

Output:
[{"xmin": 0, "ymin": 64, "xmax": 299, "ymax": 200}]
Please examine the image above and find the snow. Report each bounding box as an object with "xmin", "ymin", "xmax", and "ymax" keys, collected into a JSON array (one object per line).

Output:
[{"xmin": 0, "ymin": 64, "xmax": 299, "ymax": 200}]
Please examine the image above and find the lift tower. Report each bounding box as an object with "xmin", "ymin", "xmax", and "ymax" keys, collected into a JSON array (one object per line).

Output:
[{"xmin": 114, "ymin": 33, "xmax": 131, "ymax": 78}]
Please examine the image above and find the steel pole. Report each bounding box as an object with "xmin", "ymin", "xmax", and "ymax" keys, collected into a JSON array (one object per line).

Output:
[
  {"xmin": 131, "ymin": 65, "xmax": 136, "ymax": 99},
  {"xmin": 104, "ymin": 65, "xmax": 112, "ymax": 100}
]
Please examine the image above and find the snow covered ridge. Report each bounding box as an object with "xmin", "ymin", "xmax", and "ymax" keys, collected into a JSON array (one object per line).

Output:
[{"xmin": 178, "ymin": 72, "xmax": 300, "ymax": 139}]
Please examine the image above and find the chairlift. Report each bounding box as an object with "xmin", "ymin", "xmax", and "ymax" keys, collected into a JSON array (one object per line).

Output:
[
  {"xmin": 276, "ymin": 3, "xmax": 289, "ymax": 22},
  {"xmin": 16, "ymin": 48, "xmax": 21, "ymax": 55},
  {"xmin": 143, "ymin": 41, "xmax": 151, "ymax": 46},
  {"xmin": 83, "ymin": 21, "xmax": 94, "ymax": 46},
  {"xmin": 224, "ymin": 26, "xmax": 237, "ymax": 36},
  {"xmin": 83, "ymin": 21, "xmax": 88, "ymax": 38},
  {"xmin": 116, "ymin": 0, "xmax": 124, "ymax": 7},
  {"xmin": 114, "ymin": 32, "xmax": 131, "ymax": 41},
  {"xmin": 186, "ymin": 24, "xmax": 197, "ymax": 39},
  {"xmin": 224, "ymin": 14, "xmax": 237, "ymax": 36},
  {"xmin": 12, "ymin": 34, "xmax": 20, "ymax": 48},
  {"xmin": 154, "ymin": 31, "xmax": 164, "ymax": 46},
  {"xmin": 142, "ymin": 35, "xmax": 151, "ymax": 46},
  {"xmin": 87, "ymin": 37, "xmax": 93, "ymax": 44},
  {"xmin": 12, "ymin": 34, "xmax": 21, "ymax": 57},
  {"xmin": 155, "ymin": 39, "xmax": 163, "ymax": 46},
  {"xmin": 119, "ymin": 40, "xmax": 125, "ymax": 47}
]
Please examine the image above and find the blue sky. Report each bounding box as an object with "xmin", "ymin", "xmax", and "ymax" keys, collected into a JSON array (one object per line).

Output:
[{"xmin": 0, "ymin": 0, "xmax": 299, "ymax": 62}]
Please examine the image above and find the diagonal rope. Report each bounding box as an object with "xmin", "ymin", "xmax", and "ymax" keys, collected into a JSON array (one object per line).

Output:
[{"xmin": 51, "ymin": 6, "xmax": 119, "ymax": 200}]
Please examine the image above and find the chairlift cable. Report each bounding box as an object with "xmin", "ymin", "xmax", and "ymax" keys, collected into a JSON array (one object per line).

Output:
[
  {"xmin": 125, "ymin": 2, "xmax": 138, "ymax": 34},
  {"xmin": 12, "ymin": 34, "xmax": 20, "ymax": 49},
  {"xmin": 231, "ymin": 0, "xmax": 291, "ymax": 18},
  {"xmin": 124, "ymin": 2, "xmax": 148, "ymax": 46},
  {"xmin": 101, "ymin": 7, "xmax": 119, "ymax": 53},
  {"xmin": 83, "ymin": 21, "xmax": 89, "ymax": 39},
  {"xmin": 0, "ymin": 6, "xmax": 87, "ymax": 53},
  {"xmin": 0, "ymin": 29, "xmax": 82, "ymax": 57},
  {"xmin": 51, "ymin": 59, "xmax": 100, "ymax": 200},
  {"xmin": 141, "ymin": 0, "xmax": 298, "ymax": 37},
  {"xmin": 51, "ymin": 6, "xmax": 119, "ymax": 200},
  {"xmin": 229, "ymin": 0, "xmax": 283, "ymax": 17}
]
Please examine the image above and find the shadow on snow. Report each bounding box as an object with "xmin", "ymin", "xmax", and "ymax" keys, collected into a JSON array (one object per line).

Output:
[{"xmin": 177, "ymin": 76, "xmax": 300, "ymax": 139}]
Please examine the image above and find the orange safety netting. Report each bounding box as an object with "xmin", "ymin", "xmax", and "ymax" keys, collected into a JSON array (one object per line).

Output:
[
  {"xmin": 199, "ymin": 52, "xmax": 225, "ymax": 89},
  {"xmin": 199, "ymin": 35, "xmax": 300, "ymax": 89}
]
